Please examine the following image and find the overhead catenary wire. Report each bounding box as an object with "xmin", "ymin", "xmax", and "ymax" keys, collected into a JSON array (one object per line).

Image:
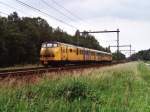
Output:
[
  {"xmin": 0, "ymin": 11, "xmax": 9, "ymax": 16},
  {"xmin": 51, "ymin": 0, "xmax": 98, "ymax": 30},
  {"xmin": 40, "ymin": 0, "xmax": 75, "ymax": 22},
  {"xmin": 14, "ymin": 0, "xmax": 78, "ymax": 30},
  {"xmin": 0, "ymin": 1, "xmax": 30, "ymax": 16},
  {"xmin": 50, "ymin": 0, "xmax": 92, "ymax": 27},
  {"xmin": 50, "ymin": 0, "xmax": 83, "ymax": 21}
]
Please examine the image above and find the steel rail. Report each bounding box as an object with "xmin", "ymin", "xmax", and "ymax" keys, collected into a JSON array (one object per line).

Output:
[{"xmin": 0, "ymin": 61, "xmax": 127, "ymax": 78}]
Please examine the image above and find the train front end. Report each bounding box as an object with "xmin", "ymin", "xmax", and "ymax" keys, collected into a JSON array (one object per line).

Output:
[{"xmin": 40, "ymin": 42, "xmax": 60, "ymax": 66}]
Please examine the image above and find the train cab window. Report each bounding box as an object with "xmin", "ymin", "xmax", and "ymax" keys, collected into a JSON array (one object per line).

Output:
[
  {"xmin": 47, "ymin": 43, "xmax": 53, "ymax": 47},
  {"xmin": 42, "ymin": 44, "xmax": 47, "ymax": 48},
  {"xmin": 53, "ymin": 43, "xmax": 58, "ymax": 47},
  {"xmin": 42, "ymin": 43, "xmax": 58, "ymax": 48}
]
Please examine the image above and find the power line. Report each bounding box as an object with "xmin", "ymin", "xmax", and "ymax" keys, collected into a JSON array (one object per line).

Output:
[
  {"xmin": 51, "ymin": 0, "xmax": 96, "ymax": 29},
  {"xmin": 0, "ymin": 11, "xmax": 9, "ymax": 16},
  {"xmin": 41, "ymin": 0, "xmax": 75, "ymax": 22},
  {"xmin": 109, "ymin": 44, "xmax": 135, "ymax": 57},
  {"xmin": 14, "ymin": 0, "xmax": 78, "ymax": 30},
  {"xmin": 0, "ymin": 1, "xmax": 30, "ymax": 16},
  {"xmin": 51, "ymin": 0, "xmax": 83, "ymax": 21}
]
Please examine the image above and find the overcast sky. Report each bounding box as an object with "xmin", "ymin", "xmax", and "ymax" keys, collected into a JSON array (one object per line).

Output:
[{"xmin": 0, "ymin": 0, "xmax": 150, "ymax": 56}]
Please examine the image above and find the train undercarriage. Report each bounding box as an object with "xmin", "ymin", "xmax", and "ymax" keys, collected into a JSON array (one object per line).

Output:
[{"xmin": 41, "ymin": 60, "xmax": 112, "ymax": 67}]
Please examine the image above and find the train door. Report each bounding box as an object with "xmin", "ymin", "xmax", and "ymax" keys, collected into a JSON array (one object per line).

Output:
[
  {"xmin": 83, "ymin": 49, "xmax": 86, "ymax": 61},
  {"xmin": 94, "ymin": 52, "xmax": 96, "ymax": 60},
  {"xmin": 85, "ymin": 50, "xmax": 89, "ymax": 61},
  {"xmin": 84, "ymin": 50, "xmax": 87, "ymax": 61},
  {"xmin": 61, "ymin": 46, "xmax": 67, "ymax": 61},
  {"xmin": 66, "ymin": 46, "xmax": 68, "ymax": 61},
  {"xmin": 76, "ymin": 48, "xmax": 80, "ymax": 61}
]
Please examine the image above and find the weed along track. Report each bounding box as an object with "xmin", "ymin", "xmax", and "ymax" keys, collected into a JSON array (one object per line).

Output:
[
  {"xmin": 0, "ymin": 61, "xmax": 126, "ymax": 78},
  {"xmin": 1, "ymin": 62, "xmax": 150, "ymax": 112}
]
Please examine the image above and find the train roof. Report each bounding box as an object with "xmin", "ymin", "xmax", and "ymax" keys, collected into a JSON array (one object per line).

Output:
[{"xmin": 42, "ymin": 41, "xmax": 112, "ymax": 55}]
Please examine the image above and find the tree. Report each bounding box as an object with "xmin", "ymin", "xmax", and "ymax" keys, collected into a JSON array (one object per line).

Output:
[
  {"xmin": 129, "ymin": 49, "xmax": 150, "ymax": 61},
  {"xmin": 112, "ymin": 51, "xmax": 126, "ymax": 60},
  {"xmin": 0, "ymin": 12, "xmax": 111, "ymax": 67}
]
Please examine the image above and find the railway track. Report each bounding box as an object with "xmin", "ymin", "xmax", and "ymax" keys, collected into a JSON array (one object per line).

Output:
[{"xmin": 0, "ymin": 61, "xmax": 126, "ymax": 78}]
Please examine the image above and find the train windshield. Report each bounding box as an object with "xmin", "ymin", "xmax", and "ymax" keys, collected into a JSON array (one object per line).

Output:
[{"xmin": 42, "ymin": 43, "xmax": 58, "ymax": 48}]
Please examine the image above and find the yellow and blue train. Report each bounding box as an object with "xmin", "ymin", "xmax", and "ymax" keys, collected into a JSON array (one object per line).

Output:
[{"xmin": 40, "ymin": 41, "xmax": 112, "ymax": 66}]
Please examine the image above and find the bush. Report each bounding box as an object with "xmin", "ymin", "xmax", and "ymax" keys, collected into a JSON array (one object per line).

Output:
[{"xmin": 54, "ymin": 80, "xmax": 89, "ymax": 101}]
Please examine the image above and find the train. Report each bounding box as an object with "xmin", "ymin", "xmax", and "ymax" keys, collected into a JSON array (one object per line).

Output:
[{"xmin": 40, "ymin": 41, "xmax": 112, "ymax": 66}]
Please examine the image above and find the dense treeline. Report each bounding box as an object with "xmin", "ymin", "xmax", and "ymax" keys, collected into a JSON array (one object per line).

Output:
[
  {"xmin": 112, "ymin": 51, "xmax": 126, "ymax": 60},
  {"xmin": 0, "ymin": 12, "xmax": 110, "ymax": 67},
  {"xmin": 129, "ymin": 49, "xmax": 150, "ymax": 61}
]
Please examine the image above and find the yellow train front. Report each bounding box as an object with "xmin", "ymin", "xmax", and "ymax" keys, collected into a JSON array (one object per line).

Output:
[{"xmin": 40, "ymin": 41, "xmax": 112, "ymax": 66}]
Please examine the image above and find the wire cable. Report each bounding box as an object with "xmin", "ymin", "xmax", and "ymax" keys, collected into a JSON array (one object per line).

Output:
[
  {"xmin": 0, "ymin": 1, "xmax": 30, "ymax": 16},
  {"xmin": 0, "ymin": 11, "xmax": 9, "ymax": 16},
  {"xmin": 15, "ymin": 0, "xmax": 78, "ymax": 30},
  {"xmin": 51, "ymin": 0, "xmax": 83, "ymax": 21},
  {"xmin": 41, "ymin": 0, "xmax": 75, "ymax": 22},
  {"xmin": 50, "ymin": 0, "xmax": 95, "ymax": 29}
]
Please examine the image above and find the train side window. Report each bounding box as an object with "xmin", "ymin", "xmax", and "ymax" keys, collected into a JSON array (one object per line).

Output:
[{"xmin": 70, "ymin": 49, "xmax": 72, "ymax": 52}]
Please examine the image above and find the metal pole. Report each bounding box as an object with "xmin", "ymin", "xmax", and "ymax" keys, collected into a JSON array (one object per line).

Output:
[
  {"xmin": 130, "ymin": 44, "xmax": 131, "ymax": 57},
  {"xmin": 77, "ymin": 35, "xmax": 79, "ymax": 46},
  {"xmin": 117, "ymin": 29, "xmax": 119, "ymax": 60}
]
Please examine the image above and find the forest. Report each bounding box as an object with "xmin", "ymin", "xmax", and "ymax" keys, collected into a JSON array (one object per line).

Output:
[
  {"xmin": 0, "ymin": 12, "xmax": 110, "ymax": 66},
  {"xmin": 130, "ymin": 49, "xmax": 150, "ymax": 61}
]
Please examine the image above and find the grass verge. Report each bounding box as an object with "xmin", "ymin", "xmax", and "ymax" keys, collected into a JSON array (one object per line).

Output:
[{"xmin": 0, "ymin": 62, "xmax": 150, "ymax": 112}]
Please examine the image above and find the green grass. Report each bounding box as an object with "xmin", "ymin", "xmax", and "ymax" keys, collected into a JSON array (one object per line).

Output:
[{"xmin": 0, "ymin": 62, "xmax": 150, "ymax": 112}]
